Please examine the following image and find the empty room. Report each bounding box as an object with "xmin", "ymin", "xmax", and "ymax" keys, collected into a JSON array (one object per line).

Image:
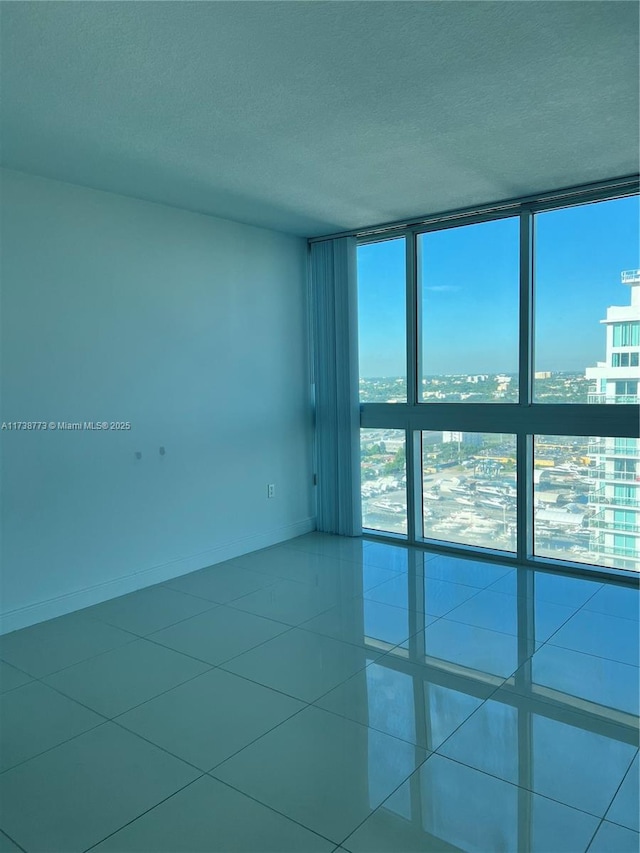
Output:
[{"xmin": 0, "ymin": 2, "xmax": 638, "ymax": 852}]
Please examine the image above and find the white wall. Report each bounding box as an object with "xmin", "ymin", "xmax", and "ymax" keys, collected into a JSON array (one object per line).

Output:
[{"xmin": 0, "ymin": 169, "xmax": 314, "ymax": 632}]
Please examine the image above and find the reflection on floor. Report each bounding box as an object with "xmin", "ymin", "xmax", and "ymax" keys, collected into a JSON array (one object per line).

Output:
[{"xmin": 0, "ymin": 533, "xmax": 638, "ymax": 852}]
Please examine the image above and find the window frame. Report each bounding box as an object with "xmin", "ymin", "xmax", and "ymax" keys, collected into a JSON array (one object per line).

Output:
[{"xmin": 358, "ymin": 183, "xmax": 640, "ymax": 581}]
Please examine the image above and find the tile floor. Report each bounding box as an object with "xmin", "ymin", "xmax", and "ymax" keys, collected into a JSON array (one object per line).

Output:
[{"xmin": 0, "ymin": 533, "xmax": 638, "ymax": 852}]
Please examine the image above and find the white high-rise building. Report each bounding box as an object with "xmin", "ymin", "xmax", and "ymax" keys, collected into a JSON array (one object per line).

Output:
[{"xmin": 586, "ymin": 270, "xmax": 640, "ymax": 572}]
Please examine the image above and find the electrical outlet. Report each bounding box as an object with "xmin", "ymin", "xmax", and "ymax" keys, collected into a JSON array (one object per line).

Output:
[{"xmin": 267, "ymin": 483, "xmax": 275, "ymax": 498}]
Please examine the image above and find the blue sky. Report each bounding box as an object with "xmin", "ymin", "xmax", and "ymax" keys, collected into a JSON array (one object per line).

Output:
[{"xmin": 357, "ymin": 195, "xmax": 640, "ymax": 377}]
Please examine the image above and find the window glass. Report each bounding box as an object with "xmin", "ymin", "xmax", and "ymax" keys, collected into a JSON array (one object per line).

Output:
[
  {"xmin": 615, "ymin": 438, "xmax": 639, "ymax": 455},
  {"xmin": 611, "ymin": 352, "xmax": 639, "ymax": 367},
  {"xmin": 614, "ymin": 381, "xmax": 638, "ymax": 400},
  {"xmin": 534, "ymin": 197, "xmax": 640, "ymax": 403},
  {"xmin": 614, "ymin": 458, "xmax": 637, "ymax": 476},
  {"xmin": 613, "ymin": 322, "xmax": 640, "ymax": 347},
  {"xmin": 422, "ymin": 431, "xmax": 516, "ymax": 552},
  {"xmin": 535, "ymin": 435, "xmax": 640, "ymax": 571},
  {"xmin": 613, "ymin": 534, "xmax": 636, "ymax": 556},
  {"xmin": 358, "ymin": 239, "xmax": 406, "ymax": 402},
  {"xmin": 419, "ymin": 218, "xmax": 519, "ymax": 402},
  {"xmin": 356, "ymin": 194, "xmax": 639, "ymax": 575},
  {"xmin": 613, "ymin": 509, "xmax": 636, "ymax": 528},
  {"xmin": 613, "ymin": 484, "xmax": 637, "ymax": 506},
  {"xmin": 361, "ymin": 429, "xmax": 407, "ymax": 534}
]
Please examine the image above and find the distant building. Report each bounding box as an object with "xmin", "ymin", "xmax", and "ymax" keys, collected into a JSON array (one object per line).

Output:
[
  {"xmin": 586, "ymin": 269, "xmax": 640, "ymax": 573},
  {"xmin": 535, "ymin": 371, "xmax": 552, "ymax": 379},
  {"xmin": 495, "ymin": 374, "xmax": 512, "ymax": 394},
  {"xmin": 442, "ymin": 431, "xmax": 483, "ymax": 446}
]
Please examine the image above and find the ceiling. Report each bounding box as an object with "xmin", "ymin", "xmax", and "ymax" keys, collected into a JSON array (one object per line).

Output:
[{"xmin": 1, "ymin": 1, "xmax": 638, "ymax": 237}]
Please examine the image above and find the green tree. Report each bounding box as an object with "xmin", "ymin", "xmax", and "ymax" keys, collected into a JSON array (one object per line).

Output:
[{"xmin": 383, "ymin": 445, "xmax": 406, "ymax": 476}]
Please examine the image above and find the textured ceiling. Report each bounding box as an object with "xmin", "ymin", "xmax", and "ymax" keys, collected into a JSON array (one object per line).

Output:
[{"xmin": 1, "ymin": 1, "xmax": 638, "ymax": 237}]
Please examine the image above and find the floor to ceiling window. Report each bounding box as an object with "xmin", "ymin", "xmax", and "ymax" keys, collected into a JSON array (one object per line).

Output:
[{"xmin": 357, "ymin": 185, "xmax": 640, "ymax": 576}]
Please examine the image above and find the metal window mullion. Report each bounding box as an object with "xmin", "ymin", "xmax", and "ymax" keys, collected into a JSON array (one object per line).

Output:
[
  {"xmin": 518, "ymin": 212, "xmax": 534, "ymax": 561},
  {"xmin": 405, "ymin": 429, "xmax": 423, "ymax": 544},
  {"xmin": 405, "ymin": 232, "xmax": 419, "ymax": 542},
  {"xmin": 405, "ymin": 427, "xmax": 417, "ymax": 543},
  {"xmin": 406, "ymin": 232, "xmax": 418, "ymax": 408},
  {"xmin": 518, "ymin": 434, "xmax": 534, "ymax": 560},
  {"xmin": 316, "ymin": 176, "xmax": 638, "ymax": 244}
]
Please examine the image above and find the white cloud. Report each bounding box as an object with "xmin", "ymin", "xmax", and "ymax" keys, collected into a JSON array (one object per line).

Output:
[{"xmin": 425, "ymin": 285, "xmax": 462, "ymax": 293}]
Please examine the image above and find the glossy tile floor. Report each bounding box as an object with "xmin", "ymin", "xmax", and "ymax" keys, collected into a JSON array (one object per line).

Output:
[{"xmin": 1, "ymin": 534, "xmax": 639, "ymax": 852}]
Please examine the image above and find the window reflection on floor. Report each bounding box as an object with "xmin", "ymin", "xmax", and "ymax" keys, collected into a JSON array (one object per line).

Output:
[{"xmin": 350, "ymin": 542, "xmax": 639, "ymax": 850}]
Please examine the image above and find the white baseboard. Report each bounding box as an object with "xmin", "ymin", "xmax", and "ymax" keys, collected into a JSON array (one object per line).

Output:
[{"xmin": 0, "ymin": 516, "xmax": 316, "ymax": 635}]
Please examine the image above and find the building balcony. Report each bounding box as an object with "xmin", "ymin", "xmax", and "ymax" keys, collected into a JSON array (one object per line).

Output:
[
  {"xmin": 587, "ymin": 439, "xmax": 640, "ymax": 458},
  {"xmin": 589, "ymin": 466, "xmax": 640, "ymax": 482},
  {"xmin": 591, "ymin": 512, "xmax": 640, "ymax": 534},
  {"xmin": 588, "ymin": 487, "xmax": 640, "ymax": 508},
  {"xmin": 587, "ymin": 393, "xmax": 640, "ymax": 404},
  {"xmin": 590, "ymin": 533, "xmax": 640, "ymax": 558},
  {"xmin": 590, "ymin": 540, "xmax": 640, "ymax": 559}
]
